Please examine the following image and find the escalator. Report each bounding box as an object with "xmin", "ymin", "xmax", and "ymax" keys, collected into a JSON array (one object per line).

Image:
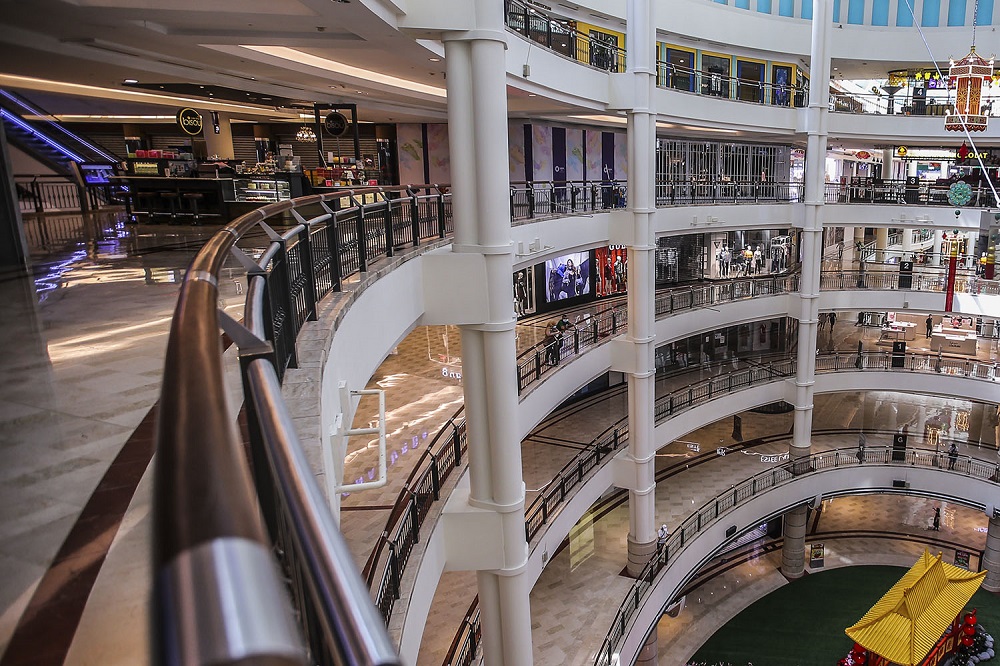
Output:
[{"xmin": 0, "ymin": 88, "xmax": 121, "ymax": 175}]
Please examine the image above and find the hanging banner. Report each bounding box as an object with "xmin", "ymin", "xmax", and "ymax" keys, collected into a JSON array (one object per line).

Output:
[
  {"xmin": 944, "ymin": 234, "xmax": 959, "ymax": 311},
  {"xmin": 810, "ymin": 542, "xmax": 825, "ymax": 568}
]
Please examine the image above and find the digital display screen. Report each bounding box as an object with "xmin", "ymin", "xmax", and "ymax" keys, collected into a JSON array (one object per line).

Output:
[{"xmin": 544, "ymin": 251, "xmax": 590, "ymax": 303}]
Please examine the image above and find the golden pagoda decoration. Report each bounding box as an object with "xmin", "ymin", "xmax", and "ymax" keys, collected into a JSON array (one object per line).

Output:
[
  {"xmin": 945, "ymin": 47, "xmax": 994, "ymax": 131},
  {"xmin": 844, "ymin": 549, "xmax": 987, "ymax": 666}
]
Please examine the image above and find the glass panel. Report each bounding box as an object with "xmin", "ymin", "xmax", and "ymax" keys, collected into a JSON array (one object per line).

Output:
[
  {"xmin": 736, "ymin": 0, "xmax": 750, "ymax": 7},
  {"xmin": 833, "ymin": 0, "xmax": 842, "ymax": 21},
  {"xmin": 897, "ymin": 0, "xmax": 915, "ymax": 24},
  {"xmin": 948, "ymin": 0, "xmax": 967, "ymax": 24},
  {"xmin": 701, "ymin": 54, "xmax": 731, "ymax": 99},
  {"xmin": 922, "ymin": 0, "xmax": 941, "ymax": 25},
  {"xmin": 802, "ymin": 0, "xmax": 814, "ymax": 18},
  {"xmin": 757, "ymin": 0, "xmax": 772, "ymax": 11},
  {"xmin": 779, "ymin": 0, "xmax": 795, "ymax": 15},
  {"xmin": 665, "ymin": 48, "xmax": 696, "ymax": 92},
  {"xmin": 847, "ymin": 0, "xmax": 866, "ymax": 23},
  {"xmin": 872, "ymin": 0, "xmax": 890, "ymax": 24},
  {"xmin": 737, "ymin": 60, "xmax": 765, "ymax": 103},
  {"xmin": 976, "ymin": 0, "xmax": 994, "ymax": 24}
]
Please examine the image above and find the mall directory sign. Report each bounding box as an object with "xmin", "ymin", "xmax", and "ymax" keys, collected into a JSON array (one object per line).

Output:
[{"xmin": 176, "ymin": 108, "xmax": 203, "ymax": 136}]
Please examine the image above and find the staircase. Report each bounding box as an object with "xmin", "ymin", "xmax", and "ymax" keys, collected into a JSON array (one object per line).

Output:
[{"xmin": 0, "ymin": 89, "xmax": 121, "ymax": 175}]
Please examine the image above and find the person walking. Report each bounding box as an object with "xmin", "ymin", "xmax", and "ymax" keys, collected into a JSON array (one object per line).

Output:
[
  {"xmin": 947, "ymin": 442, "xmax": 959, "ymax": 470},
  {"xmin": 828, "ymin": 311, "xmax": 837, "ymax": 330},
  {"xmin": 925, "ymin": 314, "xmax": 933, "ymax": 339},
  {"xmin": 543, "ymin": 324, "xmax": 562, "ymax": 366},
  {"xmin": 932, "ymin": 507, "xmax": 941, "ymax": 531}
]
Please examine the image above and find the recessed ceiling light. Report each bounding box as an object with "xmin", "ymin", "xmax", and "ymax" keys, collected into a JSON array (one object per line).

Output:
[
  {"xmin": 123, "ymin": 78, "xmax": 138, "ymax": 84},
  {"xmin": 429, "ymin": 57, "xmax": 441, "ymax": 62},
  {"xmin": 529, "ymin": 94, "xmax": 537, "ymax": 97}
]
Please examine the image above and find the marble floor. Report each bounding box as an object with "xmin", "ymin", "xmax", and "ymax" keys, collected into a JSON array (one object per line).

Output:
[{"xmin": 1, "ymin": 212, "xmax": 996, "ymax": 666}]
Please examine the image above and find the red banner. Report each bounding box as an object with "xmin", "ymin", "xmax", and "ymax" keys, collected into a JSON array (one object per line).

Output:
[{"xmin": 944, "ymin": 254, "xmax": 958, "ymax": 311}]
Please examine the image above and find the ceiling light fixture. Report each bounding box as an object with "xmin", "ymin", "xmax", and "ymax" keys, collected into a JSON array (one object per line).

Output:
[
  {"xmin": 296, "ymin": 125, "xmax": 317, "ymax": 142},
  {"xmin": 238, "ymin": 45, "xmax": 447, "ymax": 97},
  {"xmin": 429, "ymin": 57, "xmax": 441, "ymax": 62},
  {"xmin": 123, "ymin": 78, "xmax": 138, "ymax": 84}
]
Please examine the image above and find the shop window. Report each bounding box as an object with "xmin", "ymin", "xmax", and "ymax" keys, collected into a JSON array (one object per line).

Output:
[
  {"xmin": 772, "ymin": 65, "xmax": 793, "ymax": 106},
  {"xmin": 663, "ymin": 48, "xmax": 696, "ymax": 92},
  {"xmin": 737, "ymin": 60, "xmax": 765, "ymax": 103},
  {"xmin": 701, "ymin": 54, "xmax": 732, "ymax": 99}
]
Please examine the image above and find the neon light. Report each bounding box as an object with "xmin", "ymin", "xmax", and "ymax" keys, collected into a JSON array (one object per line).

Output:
[
  {"xmin": 0, "ymin": 109, "xmax": 84, "ymax": 162},
  {"xmin": 0, "ymin": 90, "xmax": 116, "ymax": 162}
]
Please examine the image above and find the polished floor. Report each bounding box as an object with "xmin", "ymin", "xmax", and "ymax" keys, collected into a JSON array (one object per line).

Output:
[{"xmin": 1, "ymin": 214, "xmax": 996, "ymax": 666}]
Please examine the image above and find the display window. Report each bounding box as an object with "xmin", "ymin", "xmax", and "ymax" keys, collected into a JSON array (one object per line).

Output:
[
  {"xmin": 736, "ymin": 58, "xmax": 766, "ymax": 103},
  {"xmin": 595, "ymin": 246, "xmax": 628, "ymax": 298},
  {"xmin": 771, "ymin": 63, "xmax": 795, "ymax": 107},
  {"xmin": 701, "ymin": 53, "xmax": 732, "ymax": 99},
  {"xmin": 660, "ymin": 45, "xmax": 696, "ymax": 92},
  {"xmin": 513, "ymin": 267, "xmax": 536, "ymax": 318},
  {"xmin": 544, "ymin": 252, "xmax": 591, "ymax": 303}
]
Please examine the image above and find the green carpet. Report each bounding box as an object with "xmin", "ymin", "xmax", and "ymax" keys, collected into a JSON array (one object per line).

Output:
[{"xmin": 690, "ymin": 565, "xmax": 1000, "ymax": 666}]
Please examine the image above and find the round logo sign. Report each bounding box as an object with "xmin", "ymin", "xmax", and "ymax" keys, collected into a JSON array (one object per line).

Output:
[
  {"xmin": 176, "ymin": 108, "xmax": 203, "ymax": 136},
  {"xmin": 324, "ymin": 111, "xmax": 349, "ymax": 137}
]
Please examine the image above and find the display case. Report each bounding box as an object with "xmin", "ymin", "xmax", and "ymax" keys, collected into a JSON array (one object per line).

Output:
[{"xmin": 234, "ymin": 178, "xmax": 290, "ymax": 202}]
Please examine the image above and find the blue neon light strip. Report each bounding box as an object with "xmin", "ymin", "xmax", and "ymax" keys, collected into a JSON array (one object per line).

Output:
[
  {"xmin": 0, "ymin": 109, "xmax": 85, "ymax": 163},
  {"xmin": 0, "ymin": 89, "xmax": 117, "ymax": 163}
]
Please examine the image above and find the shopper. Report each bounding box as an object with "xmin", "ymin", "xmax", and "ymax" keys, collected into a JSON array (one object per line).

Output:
[
  {"xmin": 828, "ymin": 311, "xmax": 837, "ymax": 330},
  {"xmin": 543, "ymin": 325, "xmax": 562, "ymax": 366},
  {"xmin": 932, "ymin": 507, "xmax": 941, "ymax": 531},
  {"xmin": 855, "ymin": 340, "xmax": 864, "ymax": 369},
  {"xmin": 925, "ymin": 315, "xmax": 933, "ymax": 339},
  {"xmin": 947, "ymin": 442, "xmax": 959, "ymax": 470}
]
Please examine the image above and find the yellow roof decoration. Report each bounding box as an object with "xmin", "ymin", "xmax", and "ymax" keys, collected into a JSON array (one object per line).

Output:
[{"xmin": 845, "ymin": 550, "xmax": 986, "ymax": 666}]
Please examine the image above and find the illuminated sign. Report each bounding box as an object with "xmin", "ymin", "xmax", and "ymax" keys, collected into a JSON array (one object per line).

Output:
[
  {"xmin": 176, "ymin": 107, "xmax": 203, "ymax": 136},
  {"xmin": 324, "ymin": 111, "xmax": 349, "ymax": 137}
]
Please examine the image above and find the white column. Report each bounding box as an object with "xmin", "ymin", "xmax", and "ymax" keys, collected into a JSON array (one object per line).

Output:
[
  {"xmin": 901, "ymin": 226, "xmax": 914, "ymax": 261},
  {"xmin": 783, "ymin": 0, "xmax": 832, "ymax": 579},
  {"xmin": 983, "ymin": 512, "xmax": 1000, "ymax": 592},
  {"xmin": 622, "ymin": 0, "xmax": 658, "ymax": 580},
  {"xmin": 932, "ymin": 229, "xmax": 944, "ymax": 266},
  {"xmin": 881, "ymin": 148, "xmax": 894, "ymax": 180},
  {"xmin": 876, "ymin": 227, "xmax": 889, "ymax": 263},
  {"xmin": 443, "ymin": 3, "xmax": 533, "ymax": 661},
  {"xmin": 907, "ymin": 160, "xmax": 918, "ymax": 177}
]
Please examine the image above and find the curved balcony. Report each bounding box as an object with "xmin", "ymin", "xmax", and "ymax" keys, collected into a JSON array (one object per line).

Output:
[{"xmin": 594, "ymin": 444, "xmax": 1000, "ymax": 666}]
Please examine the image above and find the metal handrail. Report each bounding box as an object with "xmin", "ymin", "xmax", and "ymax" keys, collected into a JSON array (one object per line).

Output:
[
  {"xmin": 153, "ymin": 184, "xmax": 450, "ymax": 666},
  {"xmin": 509, "ymin": 179, "xmax": 628, "ymax": 221},
  {"xmin": 655, "ymin": 61, "xmax": 809, "ymax": 108},
  {"xmin": 593, "ymin": 442, "xmax": 1000, "ymax": 665},
  {"xmin": 504, "ymin": 0, "xmax": 627, "ymax": 73}
]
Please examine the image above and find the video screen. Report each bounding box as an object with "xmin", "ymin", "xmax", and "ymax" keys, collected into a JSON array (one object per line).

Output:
[
  {"xmin": 595, "ymin": 246, "xmax": 627, "ymax": 298},
  {"xmin": 544, "ymin": 252, "xmax": 590, "ymax": 303}
]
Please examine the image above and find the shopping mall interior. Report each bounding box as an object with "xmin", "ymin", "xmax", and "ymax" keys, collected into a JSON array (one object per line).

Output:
[{"xmin": 1, "ymin": 1, "xmax": 1000, "ymax": 665}]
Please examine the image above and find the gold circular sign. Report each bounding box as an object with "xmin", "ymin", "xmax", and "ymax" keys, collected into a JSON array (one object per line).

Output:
[{"xmin": 176, "ymin": 108, "xmax": 203, "ymax": 136}]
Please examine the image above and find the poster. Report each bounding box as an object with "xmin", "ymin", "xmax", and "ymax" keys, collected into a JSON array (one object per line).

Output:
[
  {"xmin": 594, "ymin": 246, "xmax": 628, "ymax": 298},
  {"xmin": 810, "ymin": 542, "xmax": 825, "ymax": 568},
  {"xmin": 954, "ymin": 550, "xmax": 971, "ymax": 570}
]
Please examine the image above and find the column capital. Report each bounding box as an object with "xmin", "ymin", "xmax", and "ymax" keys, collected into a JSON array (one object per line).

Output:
[{"xmin": 441, "ymin": 28, "xmax": 508, "ymax": 45}]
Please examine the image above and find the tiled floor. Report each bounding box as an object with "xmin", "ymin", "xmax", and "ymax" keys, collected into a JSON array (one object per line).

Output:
[{"xmin": 1, "ymin": 213, "xmax": 996, "ymax": 666}]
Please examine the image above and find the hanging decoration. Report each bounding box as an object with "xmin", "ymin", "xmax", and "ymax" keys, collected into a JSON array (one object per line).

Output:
[
  {"xmin": 945, "ymin": 0, "xmax": 995, "ymax": 131},
  {"xmin": 296, "ymin": 125, "xmax": 317, "ymax": 142}
]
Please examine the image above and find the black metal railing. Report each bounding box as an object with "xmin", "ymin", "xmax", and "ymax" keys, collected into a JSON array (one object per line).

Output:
[
  {"xmin": 516, "ymin": 274, "xmax": 799, "ymax": 395},
  {"xmin": 820, "ymin": 269, "xmax": 1000, "ymax": 296},
  {"xmin": 504, "ymin": 0, "xmax": 627, "ymax": 73},
  {"xmin": 823, "ymin": 179, "xmax": 1000, "ymax": 208},
  {"xmin": 14, "ymin": 173, "xmax": 121, "ymax": 216},
  {"xmin": 510, "ymin": 180, "xmax": 627, "ymax": 221},
  {"xmin": 154, "ymin": 185, "xmax": 450, "ymax": 666},
  {"xmin": 654, "ymin": 179, "xmax": 802, "ymax": 206},
  {"xmin": 593, "ymin": 443, "xmax": 1000, "ymax": 666}
]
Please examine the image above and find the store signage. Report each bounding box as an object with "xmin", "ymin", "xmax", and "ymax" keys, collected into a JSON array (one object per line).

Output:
[
  {"xmin": 176, "ymin": 108, "xmax": 203, "ymax": 136},
  {"xmin": 324, "ymin": 111, "xmax": 350, "ymax": 137},
  {"xmin": 896, "ymin": 146, "xmax": 908, "ymax": 157},
  {"xmin": 855, "ymin": 150, "xmax": 872, "ymax": 160}
]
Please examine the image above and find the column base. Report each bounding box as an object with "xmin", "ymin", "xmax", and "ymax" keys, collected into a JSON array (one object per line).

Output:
[
  {"xmin": 634, "ymin": 625, "xmax": 659, "ymax": 666},
  {"xmin": 780, "ymin": 505, "xmax": 809, "ymax": 578},
  {"xmin": 626, "ymin": 535, "xmax": 658, "ymax": 578}
]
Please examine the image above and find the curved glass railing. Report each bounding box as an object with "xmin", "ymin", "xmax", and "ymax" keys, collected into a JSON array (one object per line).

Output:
[{"xmin": 593, "ymin": 442, "xmax": 1000, "ymax": 666}]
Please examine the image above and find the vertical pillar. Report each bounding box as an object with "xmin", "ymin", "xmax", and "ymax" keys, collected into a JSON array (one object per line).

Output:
[
  {"xmin": 907, "ymin": 160, "xmax": 918, "ymax": 177},
  {"xmin": 983, "ymin": 512, "xmax": 1000, "ymax": 592},
  {"xmin": 622, "ymin": 0, "xmax": 658, "ymax": 581},
  {"xmin": 442, "ymin": 3, "xmax": 532, "ymax": 662},
  {"xmin": 875, "ymin": 227, "xmax": 889, "ymax": 263},
  {"xmin": 783, "ymin": 0, "xmax": 832, "ymax": 579},
  {"xmin": 901, "ymin": 225, "xmax": 913, "ymax": 261},
  {"xmin": 634, "ymin": 627, "xmax": 659, "ymax": 666},
  {"xmin": 881, "ymin": 148, "xmax": 894, "ymax": 180},
  {"xmin": 0, "ymin": 123, "xmax": 29, "ymax": 269},
  {"xmin": 932, "ymin": 229, "xmax": 944, "ymax": 266},
  {"xmin": 202, "ymin": 111, "xmax": 235, "ymax": 160}
]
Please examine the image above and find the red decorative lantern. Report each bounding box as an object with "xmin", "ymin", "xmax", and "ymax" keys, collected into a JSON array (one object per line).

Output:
[
  {"xmin": 945, "ymin": 47, "xmax": 994, "ymax": 132},
  {"xmin": 963, "ymin": 623, "xmax": 976, "ymax": 635}
]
